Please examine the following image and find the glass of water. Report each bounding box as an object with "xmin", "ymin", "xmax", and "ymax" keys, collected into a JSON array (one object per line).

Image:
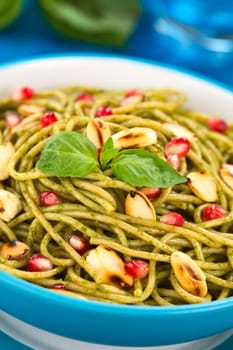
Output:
[{"xmin": 152, "ymin": 0, "xmax": 233, "ymax": 70}]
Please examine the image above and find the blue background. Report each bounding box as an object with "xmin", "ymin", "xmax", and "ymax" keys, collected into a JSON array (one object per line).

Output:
[
  {"xmin": 0, "ymin": 0, "xmax": 232, "ymax": 349},
  {"xmin": 0, "ymin": 0, "xmax": 232, "ymax": 87}
]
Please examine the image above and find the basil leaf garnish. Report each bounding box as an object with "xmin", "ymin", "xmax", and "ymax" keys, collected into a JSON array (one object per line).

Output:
[
  {"xmin": 100, "ymin": 137, "xmax": 120, "ymax": 169},
  {"xmin": 0, "ymin": 0, "xmax": 22, "ymax": 30},
  {"xmin": 111, "ymin": 149, "xmax": 186, "ymax": 188},
  {"xmin": 38, "ymin": 0, "xmax": 140, "ymax": 47},
  {"xmin": 37, "ymin": 131, "xmax": 98, "ymax": 177},
  {"xmin": 37, "ymin": 132, "xmax": 186, "ymax": 188}
]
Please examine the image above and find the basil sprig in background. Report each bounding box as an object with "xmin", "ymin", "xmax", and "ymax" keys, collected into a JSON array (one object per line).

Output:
[
  {"xmin": 37, "ymin": 131, "xmax": 186, "ymax": 188},
  {"xmin": 0, "ymin": 0, "xmax": 22, "ymax": 30},
  {"xmin": 1, "ymin": 0, "xmax": 141, "ymax": 47}
]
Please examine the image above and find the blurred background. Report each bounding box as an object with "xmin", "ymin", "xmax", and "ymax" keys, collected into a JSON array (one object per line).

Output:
[{"xmin": 0, "ymin": 0, "xmax": 232, "ymax": 87}]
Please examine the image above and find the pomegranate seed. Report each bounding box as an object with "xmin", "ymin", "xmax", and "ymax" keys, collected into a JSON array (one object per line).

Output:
[
  {"xmin": 40, "ymin": 112, "xmax": 57, "ymax": 128},
  {"xmin": 125, "ymin": 89, "xmax": 145, "ymax": 99},
  {"xmin": 12, "ymin": 86, "xmax": 34, "ymax": 102},
  {"xmin": 39, "ymin": 191, "xmax": 61, "ymax": 207},
  {"xmin": 5, "ymin": 112, "xmax": 22, "ymax": 128},
  {"xmin": 67, "ymin": 233, "xmax": 90, "ymax": 255},
  {"xmin": 138, "ymin": 187, "xmax": 161, "ymax": 200},
  {"xmin": 166, "ymin": 154, "xmax": 181, "ymax": 171},
  {"xmin": 208, "ymin": 118, "xmax": 228, "ymax": 134},
  {"xmin": 27, "ymin": 254, "xmax": 53, "ymax": 272},
  {"xmin": 160, "ymin": 212, "xmax": 185, "ymax": 226},
  {"xmin": 53, "ymin": 283, "xmax": 65, "ymax": 290},
  {"xmin": 76, "ymin": 92, "xmax": 94, "ymax": 103},
  {"xmin": 164, "ymin": 137, "xmax": 190, "ymax": 158},
  {"xmin": 203, "ymin": 204, "xmax": 226, "ymax": 221},
  {"xmin": 125, "ymin": 260, "xmax": 149, "ymax": 279},
  {"xmin": 95, "ymin": 106, "xmax": 112, "ymax": 118}
]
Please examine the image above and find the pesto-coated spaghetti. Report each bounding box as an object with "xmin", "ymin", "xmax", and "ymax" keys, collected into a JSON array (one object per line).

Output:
[{"xmin": 0, "ymin": 85, "xmax": 233, "ymax": 306}]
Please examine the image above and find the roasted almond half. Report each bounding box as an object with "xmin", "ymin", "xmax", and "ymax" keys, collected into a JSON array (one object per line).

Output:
[
  {"xmin": 0, "ymin": 189, "xmax": 23, "ymax": 222},
  {"xmin": 121, "ymin": 95, "xmax": 143, "ymax": 107},
  {"xmin": 112, "ymin": 127, "xmax": 157, "ymax": 149},
  {"xmin": 86, "ymin": 119, "xmax": 111, "ymax": 148},
  {"xmin": 86, "ymin": 245, "xmax": 133, "ymax": 287},
  {"xmin": 0, "ymin": 142, "xmax": 15, "ymax": 180},
  {"xmin": 125, "ymin": 190, "xmax": 156, "ymax": 220},
  {"xmin": 187, "ymin": 172, "xmax": 218, "ymax": 202},
  {"xmin": 219, "ymin": 164, "xmax": 233, "ymax": 191},
  {"xmin": 17, "ymin": 104, "xmax": 45, "ymax": 116},
  {"xmin": 0, "ymin": 240, "xmax": 30, "ymax": 260},
  {"xmin": 171, "ymin": 251, "xmax": 207, "ymax": 297},
  {"xmin": 162, "ymin": 122, "xmax": 195, "ymax": 142}
]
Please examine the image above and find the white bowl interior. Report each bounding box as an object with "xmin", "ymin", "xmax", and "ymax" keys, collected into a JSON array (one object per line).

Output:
[{"xmin": 0, "ymin": 56, "xmax": 232, "ymax": 120}]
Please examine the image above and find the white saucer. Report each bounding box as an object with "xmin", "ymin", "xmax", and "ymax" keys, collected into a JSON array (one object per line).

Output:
[{"xmin": 1, "ymin": 311, "xmax": 233, "ymax": 350}]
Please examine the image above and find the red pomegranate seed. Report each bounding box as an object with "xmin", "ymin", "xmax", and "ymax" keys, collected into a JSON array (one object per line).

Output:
[
  {"xmin": 203, "ymin": 204, "xmax": 226, "ymax": 221},
  {"xmin": 125, "ymin": 260, "xmax": 149, "ymax": 279},
  {"xmin": 207, "ymin": 118, "xmax": 228, "ymax": 134},
  {"xmin": 125, "ymin": 89, "xmax": 145, "ymax": 99},
  {"xmin": 138, "ymin": 187, "xmax": 161, "ymax": 200},
  {"xmin": 39, "ymin": 191, "xmax": 61, "ymax": 207},
  {"xmin": 40, "ymin": 112, "xmax": 57, "ymax": 128},
  {"xmin": 53, "ymin": 283, "xmax": 66, "ymax": 290},
  {"xmin": 164, "ymin": 137, "xmax": 190, "ymax": 158},
  {"xmin": 12, "ymin": 86, "xmax": 34, "ymax": 102},
  {"xmin": 166, "ymin": 154, "xmax": 181, "ymax": 171},
  {"xmin": 95, "ymin": 106, "xmax": 112, "ymax": 118},
  {"xmin": 160, "ymin": 212, "xmax": 185, "ymax": 226},
  {"xmin": 67, "ymin": 233, "xmax": 90, "ymax": 255},
  {"xmin": 27, "ymin": 254, "xmax": 53, "ymax": 272},
  {"xmin": 76, "ymin": 92, "xmax": 94, "ymax": 103},
  {"xmin": 5, "ymin": 112, "xmax": 22, "ymax": 128}
]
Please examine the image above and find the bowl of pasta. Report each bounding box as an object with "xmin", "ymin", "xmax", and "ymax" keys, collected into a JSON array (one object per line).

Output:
[{"xmin": 0, "ymin": 54, "xmax": 233, "ymax": 350}]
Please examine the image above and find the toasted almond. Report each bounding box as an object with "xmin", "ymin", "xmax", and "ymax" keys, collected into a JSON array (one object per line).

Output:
[
  {"xmin": 219, "ymin": 164, "xmax": 233, "ymax": 191},
  {"xmin": 0, "ymin": 189, "xmax": 23, "ymax": 222},
  {"xmin": 162, "ymin": 122, "xmax": 195, "ymax": 142},
  {"xmin": 86, "ymin": 245, "xmax": 133, "ymax": 287},
  {"xmin": 171, "ymin": 251, "xmax": 207, "ymax": 297},
  {"xmin": 0, "ymin": 142, "xmax": 15, "ymax": 180},
  {"xmin": 0, "ymin": 240, "xmax": 30, "ymax": 260},
  {"xmin": 187, "ymin": 172, "xmax": 218, "ymax": 202},
  {"xmin": 86, "ymin": 119, "xmax": 111, "ymax": 148},
  {"xmin": 112, "ymin": 127, "xmax": 157, "ymax": 149},
  {"xmin": 125, "ymin": 190, "xmax": 156, "ymax": 220},
  {"xmin": 17, "ymin": 104, "xmax": 45, "ymax": 116},
  {"xmin": 121, "ymin": 95, "xmax": 143, "ymax": 107}
]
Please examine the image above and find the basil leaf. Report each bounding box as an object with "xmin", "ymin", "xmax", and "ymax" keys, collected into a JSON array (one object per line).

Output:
[
  {"xmin": 111, "ymin": 149, "xmax": 186, "ymax": 188},
  {"xmin": 0, "ymin": 0, "xmax": 22, "ymax": 30},
  {"xmin": 38, "ymin": 0, "xmax": 140, "ymax": 47},
  {"xmin": 37, "ymin": 131, "xmax": 98, "ymax": 177},
  {"xmin": 100, "ymin": 137, "xmax": 120, "ymax": 169}
]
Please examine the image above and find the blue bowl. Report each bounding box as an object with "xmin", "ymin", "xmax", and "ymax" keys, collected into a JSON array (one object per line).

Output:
[{"xmin": 0, "ymin": 54, "xmax": 233, "ymax": 347}]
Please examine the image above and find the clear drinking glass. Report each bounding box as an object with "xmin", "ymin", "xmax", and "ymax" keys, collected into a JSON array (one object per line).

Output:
[{"xmin": 152, "ymin": 0, "xmax": 233, "ymax": 70}]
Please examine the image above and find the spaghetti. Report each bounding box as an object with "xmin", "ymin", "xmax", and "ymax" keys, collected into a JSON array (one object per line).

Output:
[{"xmin": 0, "ymin": 85, "xmax": 233, "ymax": 305}]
